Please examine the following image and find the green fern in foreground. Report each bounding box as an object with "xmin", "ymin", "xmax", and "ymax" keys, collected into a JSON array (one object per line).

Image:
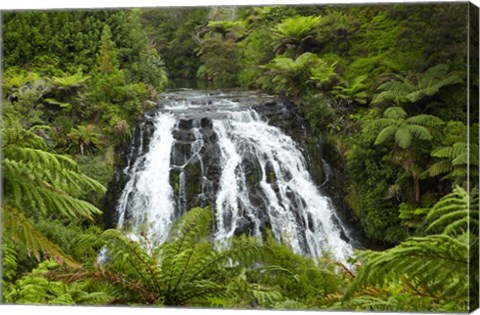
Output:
[
  {"xmin": 52, "ymin": 207, "xmax": 279, "ymax": 307},
  {"xmin": 2, "ymin": 117, "xmax": 106, "ymax": 266},
  {"xmin": 426, "ymin": 186, "xmax": 479, "ymax": 236},
  {"xmin": 4, "ymin": 259, "xmax": 111, "ymax": 305},
  {"xmin": 345, "ymin": 186, "xmax": 476, "ymax": 312}
]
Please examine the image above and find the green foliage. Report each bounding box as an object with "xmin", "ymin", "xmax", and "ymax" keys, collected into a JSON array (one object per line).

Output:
[
  {"xmin": 308, "ymin": 59, "xmax": 338, "ymax": 89},
  {"xmin": 4, "ymin": 259, "xmax": 111, "ymax": 305},
  {"xmin": 272, "ymin": 16, "xmax": 320, "ymax": 56},
  {"xmin": 425, "ymin": 186, "xmax": 478, "ymax": 236},
  {"xmin": 50, "ymin": 71, "xmax": 91, "ymax": 89},
  {"xmin": 332, "ymin": 75, "xmax": 369, "ymax": 105},
  {"xmin": 67, "ymin": 124, "xmax": 103, "ymax": 156},
  {"xmin": 260, "ymin": 52, "xmax": 334, "ymax": 97},
  {"xmin": 1, "ymin": 4, "xmax": 474, "ymax": 311},
  {"xmin": 296, "ymin": 93, "xmax": 335, "ymax": 133},
  {"xmin": 366, "ymin": 107, "xmax": 443, "ymax": 149},
  {"xmin": 238, "ymin": 26, "xmax": 276, "ymax": 87},
  {"xmin": 427, "ymin": 142, "xmax": 479, "ymax": 186},
  {"xmin": 3, "ymin": 205, "xmax": 81, "ymax": 268},
  {"xmin": 55, "ymin": 208, "xmax": 271, "ymax": 306},
  {"xmin": 2, "ymin": 116, "xmax": 105, "ymax": 266},
  {"xmin": 207, "ymin": 20, "xmax": 245, "ymax": 40},
  {"xmin": 316, "ymin": 9, "xmax": 360, "ymax": 57},
  {"xmin": 129, "ymin": 46, "xmax": 168, "ymax": 91},
  {"xmin": 2, "ymin": 121, "xmax": 105, "ymax": 220},
  {"xmin": 256, "ymin": 233, "xmax": 344, "ymax": 306},
  {"xmin": 346, "ymin": 186, "xmax": 476, "ymax": 312},
  {"xmin": 3, "ymin": 10, "xmax": 154, "ymax": 74},
  {"xmin": 197, "ymin": 37, "xmax": 240, "ymax": 87},
  {"xmin": 140, "ymin": 8, "xmax": 209, "ymax": 81},
  {"xmin": 373, "ymin": 64, "xmax": 462, "ymax": 106}
]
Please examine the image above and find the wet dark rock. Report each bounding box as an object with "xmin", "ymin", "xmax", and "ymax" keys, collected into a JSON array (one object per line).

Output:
[
  {"xmin": 104, "ymin": 90, "xmax": 335, "ymax": 241},
  {"xmin": 178, "ymin": 119, "xmax": 193, "ymax": 130}
]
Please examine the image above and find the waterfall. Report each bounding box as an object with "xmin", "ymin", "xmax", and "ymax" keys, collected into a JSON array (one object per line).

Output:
[
  {"xmin": 116, "ymin": 113, "xmax": 177, "ymax": 244},
  {"xmin": 114, "ymin": 90, "xmax": 353, "ymax": 262}
]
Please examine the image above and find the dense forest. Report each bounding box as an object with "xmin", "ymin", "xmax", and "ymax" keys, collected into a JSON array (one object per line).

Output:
[{"xmin": 1, "ymin": 3, "xmax": 479, "ymax": 312}]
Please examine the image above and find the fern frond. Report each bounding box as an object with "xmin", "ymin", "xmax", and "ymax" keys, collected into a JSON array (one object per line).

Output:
[
  {"xmin": 3, "ymin": 163, "xmax": 102, "ymax": 220},
  {"xmin": 3, "ymin": 146, "xmax": 79, "ymax": 171},
  {"xmin": 426, "ymin": 161, "xmax": 453, "ymax": 177},
  {"xmin": 2, "ymin": 205, "xmax": 80, "ymax": 268},
  {"xmin": 346, "ymin": 234, "xmax": 469, "ymax": 300},
  {"xmin": 374, "ymin": 125, "xmax": 397, "ymax": 145},
  {"xmin": 432, "ymin": 143, "xmax": 467, "ymax": 159},
  {"xmin": 373, "ymin": 81, "xmax": 411, "ymax": 104},
  {"xmin": 167, "ymin": 207, "xmax": 212, "ymax": 244},
  {"xmin": 2, "ymin": 123, "xmax": 105, "ymax": 224},
  {"xmin": 273, "ymin": 16, "xmax": 320, "ymax": 39},
  {"xmin": 406, "ymin": 114, "xmax": 444, "ymax": 127},
  {"xmin": 383, "ymin": 107, "xmax": 407, "ymax": 119},
  {"xmin": 404, "ymin": 125, "xmax": 432, "ymax": 141},
  {"xmin": 2, "ymin": 241, "xmax": 18, "ymax": 281},
  {"xmin": 373, "ymin": 64, "xmax": 461, "ymax": 106},
  {"xmin": 365, "ymin": 118, "xmax": 396, "ymax": 132},
  {"xmin": 394, "ymin": 127, "xmax": 412, "ymax": 149},
  {"xmin": 426, "ymin": 186, "xmax": 478, "ymax": 235},
  {"xmin": 50, "ymin": 71, "xmax": 91, "ymax": 88},
  {"xmin": 2, "ymin": 126, "xmax": 49, "ymax": 151}
]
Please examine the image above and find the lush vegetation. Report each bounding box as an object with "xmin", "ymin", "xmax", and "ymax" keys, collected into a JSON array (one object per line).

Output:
[{"xmin": 2, "ymin": 3, "xmax": 478, "ymax": 312}]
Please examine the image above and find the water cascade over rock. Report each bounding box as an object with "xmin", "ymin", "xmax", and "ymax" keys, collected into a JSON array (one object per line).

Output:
[{"xmin": 106, "ymin": 90, "xmax": 353, "ymax": 262}]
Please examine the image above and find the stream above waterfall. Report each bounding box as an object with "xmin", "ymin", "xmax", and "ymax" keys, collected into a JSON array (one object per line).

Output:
[{"xmin": 106, "ymin": 90, "xmax": 355, "ymax": 263}]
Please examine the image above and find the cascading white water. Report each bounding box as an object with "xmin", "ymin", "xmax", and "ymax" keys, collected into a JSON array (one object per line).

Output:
[
  {"xmin": 115, "ymin": 91, "xmax": 352, "ymax": 262},
  {"xmin": 116, "ymin": 113, "xmax": 177, "ymax": 244},
  {"xmin": 212, "ymin": 110, "xmax": 351, "ymax": 262}
]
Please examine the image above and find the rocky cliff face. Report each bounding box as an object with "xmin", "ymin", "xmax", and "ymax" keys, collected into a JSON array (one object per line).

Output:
[
  {"xmin": 104, "ymin": 91, "xmax": 324, "ymax": 229},
  {"xmin": 102, "ymin": 90, "xmax": 354, "ymax": 261}
]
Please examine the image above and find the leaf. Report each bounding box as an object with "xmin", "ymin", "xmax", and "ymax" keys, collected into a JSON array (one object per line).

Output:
[{"xmin": 2, "ymin": 205, "xmax": 80, "ymax": 268}]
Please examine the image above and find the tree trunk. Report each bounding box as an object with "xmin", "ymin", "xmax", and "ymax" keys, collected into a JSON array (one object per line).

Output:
[{"xmin": 414, "ymin": 175, "xmax": 420, "ymax": 203}]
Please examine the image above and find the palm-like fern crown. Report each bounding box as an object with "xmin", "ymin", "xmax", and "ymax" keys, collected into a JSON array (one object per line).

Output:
[
  {"xmin": 50, "ymin": 71, "xmax": 91, "ymax": 89},
  {"xmin": 365, "ymin": 107, "xmax": 443, "ymax": 149},
  {"xmin": 266, "ymin": 52, "xmax": 319, "ymax": 74},
  {"xmin": 372, "ymin": 64, "xmax": 462, "ymax": 105},
  {"xmin": 272, "ymin": 16, "xmax": 321, "ymax": 55},
  {"xmin": 262, "ymin": 52, "xmax": 324, "ymax": 96},
  {"xmin": 273, "ymin": 16, "xmax": 320, "ymax": 40}
]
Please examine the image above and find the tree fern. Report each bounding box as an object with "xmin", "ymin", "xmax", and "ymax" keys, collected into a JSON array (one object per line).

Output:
[
  {"xmin": 346, "ymin": 187, "xmax": 476, "ymax": 312},
  {"xmin": 272, "ymin": 16, "xmax": 320, "ymax": 55},
  {"xmin": 52, "ymin": 208, "xmax": 273, "ymax": 306},
  {"xmin": 426, "ymin": 142, "xmax": 479, "ymax": 185},
  {"xmin": 332, "ymin": 75, "xmax": 369, "ymax": 104},
  {"xmin": 373, "ymin": 64, "xmax": 462, "ymax": 105},
  {"xmin": 366, "ymin": 107, "xmax": 443, "ymax": 149},
  {"xmin": 346, "ymin": 234, "xmax": 469, "ymax": 307},
  {"xmin": 50, "ymin": 71, "xmax": 91, "ymax": 89},
  {"xmin": 67, "ymin": 124, "xmax": 103, "ymax": 156},
  {"xmin": 261, "ymin": 52, "xmax": 330, "ymax": 96}
]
